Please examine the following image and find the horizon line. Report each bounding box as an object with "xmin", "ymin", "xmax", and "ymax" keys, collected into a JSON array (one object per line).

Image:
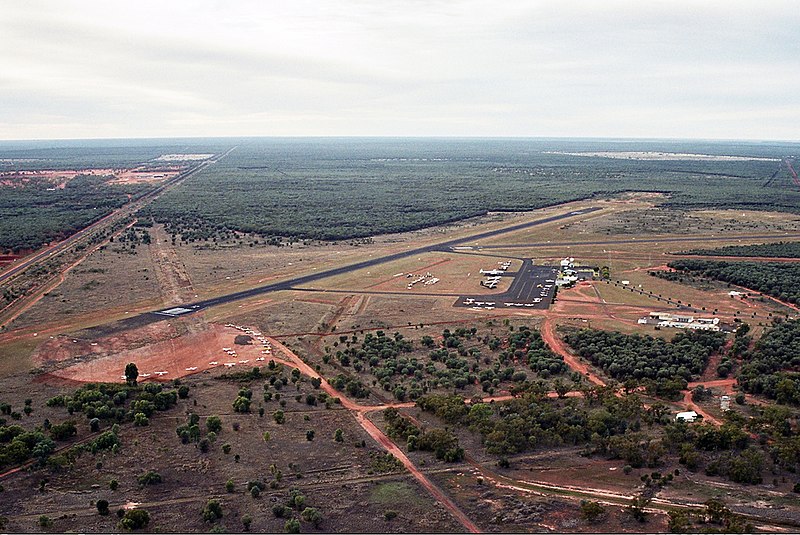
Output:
[{"xmin": 1, "ymin": 134, "xmax": 799, "ymax": 145}]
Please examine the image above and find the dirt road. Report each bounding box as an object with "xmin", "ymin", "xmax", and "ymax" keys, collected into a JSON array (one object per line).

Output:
[
  {"xmin": 541, "ymin": 318, "xmax": 606, "ymax": 387},
  {"xmin": 268, "ymin": 338, "xmax": 481, "ymax": 533}
]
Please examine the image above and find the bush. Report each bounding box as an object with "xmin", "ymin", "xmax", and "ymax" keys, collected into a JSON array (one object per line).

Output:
[
  {"xmin": 206, "ymin": 416, "xmax": 222, "ymax": 433},
  {"xmin": 580, "ymin": 500, "xmax": 605, "ymax": 522},
  {"xmin": 118, "ymin": 509, "xmax": 150, "ymax": 530},
  {"xmin": 384, "ymin": 510, "xmax": 398, "ymax": 521},
  {"xmin": 137, "ymin": 471, "xmax": 162, "ymax": 486},
  {"xmin": 301, "ymin": 507, "xmax": 322, "ymax": 527},
  {"xmin": 201, "ymin": 499, "xmax": 223, "ymax": 523},
  {"xmin": 284, "ymin": 518, "xmax": 301, "ymax": 534},
  {"xmin": 97, "ymin": 499, "xmax": 110, "ymax": 516}
]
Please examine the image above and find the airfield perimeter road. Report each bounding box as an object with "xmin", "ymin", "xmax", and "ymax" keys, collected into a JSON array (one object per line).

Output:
[
  {"xmin": 0, "ymin": 148, "xmax": 236, "ymax": 287},
  {"xmin": 149, "ymin": 207, "xmax": 601, "ymax": 319}
]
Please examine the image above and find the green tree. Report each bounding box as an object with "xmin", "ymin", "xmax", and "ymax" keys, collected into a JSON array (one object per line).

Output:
[
  {"xmin": 301, "ymin": 507, "xmax": 323, "ymax": 527},
  {"xmin": 284, "ymin": 518, "xmax": 301, "ymax": 533},
  {"xmin": 118, "ymin": 509, "xmax": 150, "ymax": 530},
  {"xmin": 206, "ymin": 416, "xmax": 222, "ymax": 433},
  {"xmin": 97, "ymin": 499, "xmax": 110, "ymax": 516},
  {"xmin": 579, "ymin": 500, "xmax": 605, "ymax": 522},
  {"xmin": 201, "ymin": 499, "xmax": 223, "ymax": 523},
  {"xmin": 125, "ymin": 363, "xmax": 139, "ymax": 387}
]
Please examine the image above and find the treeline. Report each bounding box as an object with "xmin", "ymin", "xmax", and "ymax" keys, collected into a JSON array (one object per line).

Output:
[
  {"xmin": 737, "ymin": 319, "xmax": 800, "ymax": 404},
  {"xmin": 142, "ymin": 139, "xmax": 800, "ymax": 244},
  {"xmin": 563, "ymin": 328, "xmax": 726, "ymax": 388},
  {"xmin": 682, "ymin": 241, "xmax": 800, "ymax": 258},
  {"xmin": 666, "ymin": 259, "xmax": 800, "ymax": 305}
]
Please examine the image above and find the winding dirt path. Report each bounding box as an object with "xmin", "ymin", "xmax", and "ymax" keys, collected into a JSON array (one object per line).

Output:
[
  {"xmin": 268, "ymin": 337, "xmax": 481, "ymax": 533},
  {"xmin": 541, "ymin": 318, "xmax": 606, "ymax": 387}
]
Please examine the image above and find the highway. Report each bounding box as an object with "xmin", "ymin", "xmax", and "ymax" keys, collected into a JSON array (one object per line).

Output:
[
  {"xmin": 0, "ymin": 148, "xmax": 235, "ymax": 287},
  {"xmin": 151, "ymin": 207, "xmax": 602, "ymax": 318}
]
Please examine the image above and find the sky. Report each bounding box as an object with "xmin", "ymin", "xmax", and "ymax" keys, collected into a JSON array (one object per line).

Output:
[{"xmin": 1, "ymin": 1, "xmax": 799, "ymax": 141}]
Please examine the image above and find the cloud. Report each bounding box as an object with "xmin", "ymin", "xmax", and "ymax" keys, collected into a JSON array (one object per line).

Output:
[{"xmin": 1, "ymin": 0, "xmax": 798, "ymax": 140}]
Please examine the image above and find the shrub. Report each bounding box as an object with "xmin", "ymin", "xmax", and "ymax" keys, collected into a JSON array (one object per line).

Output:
[
  {"xmin": 118, "ymin": 509, "xmax": 150, "ymax": 530},
  {"xmin": 201, "ymin": 499, "xmax": 223, "ymax": 523},
  {"xmin": 580, "ymin": 500, "xmax": 605, "ymax": 522},
  {"xmin": 301, "ymin": 507, "xmax": 322, "ymax": 526},
  {"xmin": 206, "ymin": 416, "xmax": 222, "ymax": 433},
  {"xmin": 137, "ymin": 471, "xmax": 162, "ymax": 486},
  {"xmin": 284, "ymin": 518, "xmax": 301, "ymax": 534},
  {"xmin": 97, "ymin": 499, "xmax": 110, "ymax": 515}
]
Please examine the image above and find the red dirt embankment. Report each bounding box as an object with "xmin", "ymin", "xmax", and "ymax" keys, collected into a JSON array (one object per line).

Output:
[{"xmin": 42, "ymin": 324, "xmax": 272, "ymax": 384}]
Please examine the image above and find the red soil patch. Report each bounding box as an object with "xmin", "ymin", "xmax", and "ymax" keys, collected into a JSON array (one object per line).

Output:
[{"xmin": 41, "ymin": 323, "xmax": 273, "ymax": 384}]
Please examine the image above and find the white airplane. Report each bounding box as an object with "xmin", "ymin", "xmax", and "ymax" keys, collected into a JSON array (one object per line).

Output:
[
  {"xmin": 224, "ymin": 362, "xmax": 236, "ymax": 367},
  {"xmin": 209, "ymin": 361, "xmax": 218, "ymax": 365},
  {"xmin": 255, "ymin": 357, "xmax": 265, "ymax": 362},
  {"xmin": 185, "ymin": 367, "xmax": 198, "ymax": 371},
  {"xmin": 480, "ymin": 269, "xmax": 504, "ymax": 275},
  {"xmin": 140, "ymin": 373, "xmax": 151, "ymax": 378},
  {"xmin": 154, "ymin": 371, "xmax": 168, "ymax": 376},
  {"xmin": 238, "ymin": 359, "xmax": 250, "ymax": 364}
]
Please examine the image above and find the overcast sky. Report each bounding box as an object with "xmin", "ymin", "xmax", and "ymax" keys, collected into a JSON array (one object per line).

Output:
[{"xmin": 1, "ymin": 1, "xmax": 798, "ymax": 141}]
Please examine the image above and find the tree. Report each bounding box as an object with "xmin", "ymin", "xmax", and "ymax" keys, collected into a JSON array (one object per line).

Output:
[
  {"xmin": 579, "ymin": 500, "xmax": 605, "ymax": 523},
  {"xmin": 306, "ymin": 430, "xmax": 315, "ymax": 441},
  {"xmin": 242, "ymin": 513, "xmax": 253, "ymax": 531},
  {"xmin": 118, "ymin": 509, "xmax": 150, "ymax": 530},
  {"xmin": 97, "ymin": 499, "xmax": 110, "ymax": 516},
  {"xmin": 667, "ymin": 510, "xmax": 690, "ymax": 533},
  {"xmin": 284, "ymin": 518, "xmax": 301, "ymax": 534},
  {"xmin": 225, "ymin": 478, "xmax": 235, "ymax": 493},
  {"xmin": 125, "ymin": 363, "xmax": 139, "ymax": 387},
  {"xmin": 301, "ymin": 507, "xmax": 322, "ymax": 527},
  {"xmin": 273, "ymin": 410, "xmax": 285, "ymax": 424},
  {"xmin": 137, "ymin": 471, "xmax": 162, "ymax": 486},
  {"xmin": 628, "ymin": 496, "xmax": 650, "ymax": 522},
  {"xmin": 206, "ymin": 416, "xmax": 222, "ymax": 433},
  {"xmin": 334, "ymin": 429, "xmax": 344, "ymax": 442},
  {"xmin": 201, "ymin": 499, "xmax": 223, "ymax": 523}
]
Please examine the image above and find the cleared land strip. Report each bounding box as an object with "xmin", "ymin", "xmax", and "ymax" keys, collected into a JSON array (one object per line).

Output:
[
  {"xmin": 0, "ymin": 147, "xmax": 235, "ymax": 288},
  {"xmin": 473, "ymin": 232, "xmax": 800, "ymax": 250}
]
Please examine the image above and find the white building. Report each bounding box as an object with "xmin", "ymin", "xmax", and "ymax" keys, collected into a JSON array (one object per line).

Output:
[
  {"xmin": 644, "ymin": 312, "xmax": 721, "ymax": 331},
  {"xmin": 676, "ymin": 411, "xmax": 698, "ymax": 422}
]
